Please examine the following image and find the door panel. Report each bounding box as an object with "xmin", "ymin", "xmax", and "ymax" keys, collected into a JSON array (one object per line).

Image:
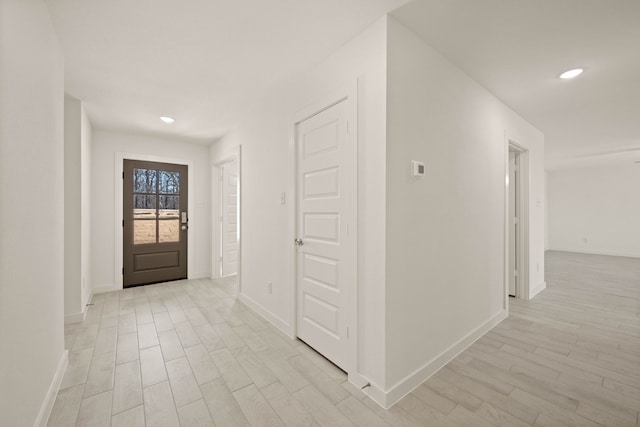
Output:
[
  {"xmin": 124, "ymin": 160, "xmax": 188, "ymax": 287},
  {"xmin": 221, "ymin": 159, "xmax": 239, "ymax": 277},
  {"xmin": 296, "ymin": 100, "xmax": 350, "ymax": 370}
]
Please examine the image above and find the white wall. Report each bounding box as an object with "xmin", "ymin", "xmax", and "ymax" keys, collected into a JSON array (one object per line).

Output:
[
  {"xmin": 384, "ymin": 17, "xmax": 545, "ymax": 404},
  {"xmin": 64, "ymin": 95, "xmax": 83, "ymax": 318},
  {"xmin": 64, "ymin": 96, "xmax": 93, "ymax": 321},
  {"xmin": 91, "ymin": 130, "xmax": 211, "ymax": 291},
  {"xmin": 211, "ymin": 17, "xmax": 389, "ymax": 390},
  {"xmin": 548, "ymin": 163, "xmax": 640, "ymax": 258},
  {"xmin": 0, "ymin": 0, "xmax": 67, "ymax": 425}
]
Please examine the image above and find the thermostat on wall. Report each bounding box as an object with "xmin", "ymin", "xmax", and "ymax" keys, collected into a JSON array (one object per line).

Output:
[{"xmin": 411, "ymin": 160, "xmax": 425, "ymax": 177}]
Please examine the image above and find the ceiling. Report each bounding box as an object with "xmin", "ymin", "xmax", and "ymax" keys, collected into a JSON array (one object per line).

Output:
[
  {"xmin": 46, "ymin": 0, "xmax": 640, "ymax": 168},
  {"xmin": 45, "ymin": 0, "xmax": 408, "ymax": 142},
  {"xmin": 391, "ymin": 0, "xmax": 640, "ymax": 169}
]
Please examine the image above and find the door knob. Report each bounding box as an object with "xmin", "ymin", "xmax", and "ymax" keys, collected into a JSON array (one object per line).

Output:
[
  {"xmin": 294, "ymin": 238, "xmax": 304, "ymax": 246},
  {"xmin": 181, "ymin": 225, "xmax": 188, "ymax": 231}
]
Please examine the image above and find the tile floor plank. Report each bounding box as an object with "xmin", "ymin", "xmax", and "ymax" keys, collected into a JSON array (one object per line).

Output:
[
  {"xmin": 201, "ymin": 378, "xmax": 250, "ymax": 426},
  {"xmin": 233, "ymin": 346, "xmax": 278, "ymax": 389},
  {"xmin": 143, "ymin": 381, "xmax": 180, "ymax": 427},
  {"xmin": 233, "ymin": 384, "xmax": 284, "ymax": 427},
  {"xmin": 47, "ymin": 384, "xmax": 84, "ymax": 427},
  {"xmin": 153, "ymin": 311, "xmax": 175, "ymax": 333},
  {"xmin": 59, "ymin": 348, "xmax": 93, "ymax": 390},
  {"xmin": 210, "ymin": 347, "xmax": 252, "ymax": 392},
  {"xmin": 261, "ymin": 382, "xmax": 314, "ymax": 427},
  {"xmin": 336, "ymin": 395, "xmax": 388, "ymax": 427},
  {"xmin": 116, "ymin": 331, "xmax": 139, "ymax": 365},
  {"xmin": 185, "ymin": 344, "xmax": 221, "ymax": 385},
  {"xmin": 111, "ymin": 405, "xmax": 145, "ymax": 427},
  {"xmin": 293, "ymin": 385, "xmax": 354, "ymax": 426},
  {"xmin": 177, "ymin": 399, "xmax": 215, "ymax": 427},
  {"xmin": 288, "ymin": 355, "xmax": 350, "ymax": 405},
  {"xmin": 158, "ymin": 329, "xmax": 186, "ymax": 361},
  {"xmin": 76, "ymin": 390, "xmax": 112, "ymax": 427},
  {"xmin": 83, "ymin": 351, "xmax": 115, "ymax": 398},
  {"xmin": 140, "ymin": 345, "xmax": 168, "ymax": 388},
  {"xmin": 50, "ymin": 252, "xmax": 639, "ymax": 427},
  {"xmin": 112, "ymin": 360, "xmax": 143, "ymax": 415},
  {"xmin": 165, "ymin": 356, "xmax": 203, "ymax": 408}
]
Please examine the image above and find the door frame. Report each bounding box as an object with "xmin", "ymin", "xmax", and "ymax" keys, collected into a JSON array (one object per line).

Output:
[
  {"xmin": 504, "ymin": 140, "xmax": 529, "ymax": 304},
  {"xmin": 115, "ymin": 152, "xmax": 195, "ymax": 291},
  {"xmin": 289, "ymin": 81, "xmax": 364, "ymax": 386},
  {"xmin": 212, "ymin": 151, "xmax": 242, "ymax": 291}
]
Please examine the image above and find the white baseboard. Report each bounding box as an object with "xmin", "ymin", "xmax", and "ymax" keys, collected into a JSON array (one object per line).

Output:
[
  {"xmin": 376, "ymin": 309, "xmax": 508, "ymax": 409},
  {"xmin": 347, "ymin": 372, "xmax": 370, "ymax": 390},
  {"xmin": 83, "ymin": 290, "xmax": 94, "ymax": 307},
  {"xmin": 548, "ymin": 248, "xmax": 640, "ymax": 259},
  {"xmin": 35, "ymin": 350, "xmax": 68, "ymax": 427},
  {"xmin": 529, "ymin": 281, "xmax": 546, "ymax": 299},
  {"xmin": 64, "ymin": 308, "xmax": 87, "ymax": 325},
  {"xmin": 92, "ymin": 283, "xmax": 119, "ymax": 294},
  {"xmin": 64, "ymin": 290, "xmax": 94, "ymax": 324},
  {"xmin": 191, "ymin": 271, "xmax": 211, "ymax": 279},
  {"xmin": 364, "ymin": 381, "xmax": 387, "ymax": 408},
  {"xmin": 238, "ymin": 292, "xmax": 291, "ymax": 337}
]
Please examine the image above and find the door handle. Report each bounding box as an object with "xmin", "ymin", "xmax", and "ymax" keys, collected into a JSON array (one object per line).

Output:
[
  {"xmin": 294, "ymin": 238, "xmax": 304, "ymax": 246},
  {"xmin": 181, "ymin": 225, "xmax": 188, "ymax": 231}
]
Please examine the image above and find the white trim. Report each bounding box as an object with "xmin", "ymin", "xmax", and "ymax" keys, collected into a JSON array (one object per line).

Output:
[
  {"xmin": 347, "ymin": 372, "xmax": 370, "ymax": 390},
  {"xmin": 92, "ymin": 283, "xmax": 119, "ymax": 294},
  {"xmin": 548, "ymin": 248, "xmax": 640, "ymax": 259},
  {"xmin": 372, "ymin": 310, "xmax": 508, "ymax": 409},
  {"xmin": 36, "ymin": 350, "xmax": 68, "ymax": 427},
  {"xmin": 82, "ymin": 289, "xmax": 93, "ymax": 312},
  {"xmin": 65, "ymin": 289, "xmax": 93, "ymax": 324},
  {"xmin": 290, "ymin": 80, "xmax": 359, "ymax": 379},
  {"xmin": 64, "ymin": 311, "xmax": 86, "ymax": 324},
  {"xmin": 505, "ymin": 139, "xmax": 530, "ymax": 301},
  {"xmin": 363, "ymin": 381, "xmax": 387, "ymax": 408},
  {"xmin": 530, "ymin": 281, "xmax": 547, "ymax": 299},
  {"xmin": 238, "ymin": 292, "xmax": 291, "ymax": 336},
  {"xmin": 114, "ymin": 152, "xmax": 195, "ymax": 290},
  {"xmin": 190, "ymin": 271, "xmax": 212, "ymax": 279},
  {"xmin": 65, "ymin": 305, "xmax": 88, "ymax": 325}
]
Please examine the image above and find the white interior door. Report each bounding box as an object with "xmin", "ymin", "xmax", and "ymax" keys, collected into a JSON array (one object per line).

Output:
[
  {"xmin": 296, "ymin": 99, "xmax": 352, "ymax": 370},
  {"xmin": 221, "ymin": 159, "xmax": 239, "ymax": 277},
  {"xmin": 508, "ymin": 151, "xmax": 518, "ymax": 296}
]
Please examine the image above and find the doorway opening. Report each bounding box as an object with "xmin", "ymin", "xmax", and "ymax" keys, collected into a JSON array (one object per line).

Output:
[
  {"xmin": 219, "ymin": 158, "xmax": 239, "ymax": 278},
  {"xmin": 507, "ymin": 142, "xmax": 529, "ymax": 299}
]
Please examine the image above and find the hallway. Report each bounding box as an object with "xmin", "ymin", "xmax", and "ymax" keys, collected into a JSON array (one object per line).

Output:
[{"xmin": 49, "ymin": 251, "xmax": 640, "ymax": 426}]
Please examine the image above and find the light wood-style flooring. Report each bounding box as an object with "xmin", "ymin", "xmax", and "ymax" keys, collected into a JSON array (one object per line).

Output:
[{"xmin": 48, "ymin": 251, "xmax": 640, "ymax": 426}]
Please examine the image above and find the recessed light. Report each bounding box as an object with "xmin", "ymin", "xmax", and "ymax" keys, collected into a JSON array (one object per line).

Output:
[
  {"xmin": 559, "ymin": 68, "xmax": 584, "ymax": 79},
  {"xmin": 160, "ymin": 116, "xmax": 175, "ymax": 123}
]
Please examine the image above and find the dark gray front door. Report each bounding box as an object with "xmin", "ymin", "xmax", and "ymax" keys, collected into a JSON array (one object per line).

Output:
[{"xmin": 123, "ymin": 160, "xmax": 188, "ymax": 287}]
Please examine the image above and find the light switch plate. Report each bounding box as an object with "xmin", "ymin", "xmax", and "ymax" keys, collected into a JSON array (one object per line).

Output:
[{"xmin": 411, "ymin": 160, "xmax": 425, "ymax": 177}]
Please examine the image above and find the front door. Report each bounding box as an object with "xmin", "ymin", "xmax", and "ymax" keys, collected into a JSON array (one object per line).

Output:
[
  {"xmin": 123, "ymin": 160, "xmax": 188, "ymax": 287},
  {"xmin": 295, "ymin": 99, "xmax": 353, "ymax": 370}
]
